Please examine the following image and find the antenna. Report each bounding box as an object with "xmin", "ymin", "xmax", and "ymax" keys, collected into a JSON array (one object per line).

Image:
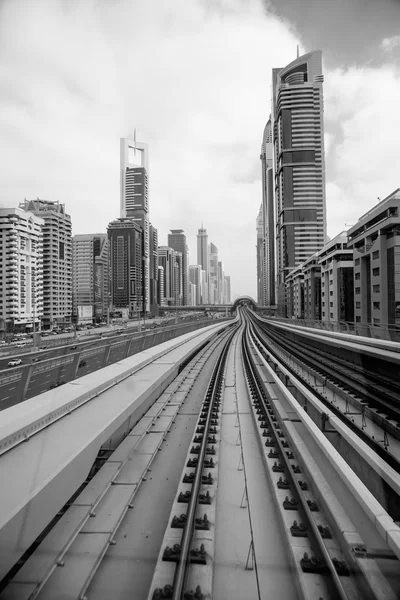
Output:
[
  {"xmin": 133, "ymin": 127, "xmax": 137, "ymax": 156},
  {"xmin": 296, "ymin": 44, "xmax": 299, "ymax": 58}
]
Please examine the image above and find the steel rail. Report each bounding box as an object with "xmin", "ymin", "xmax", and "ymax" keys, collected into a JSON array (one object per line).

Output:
[
  {"xmin": 241, "ymin": 314, "xmax": 351, "ymax": 600},
  {"xmin": 171, "ymin": 327, "xmax": 236, "ymax": 600},
  {"xmin": 247, "ymin": 313, "xmax": 400, "ymax": 475}
]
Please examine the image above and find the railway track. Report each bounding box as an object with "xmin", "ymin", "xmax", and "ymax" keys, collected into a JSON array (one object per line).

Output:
[
  {"xmin": 2, "ymin": 310, "xmax": 399, "ymax": 600},
  {"xmin": 248, "ymin": 313, "xmax": 400, "ymax": 475}
]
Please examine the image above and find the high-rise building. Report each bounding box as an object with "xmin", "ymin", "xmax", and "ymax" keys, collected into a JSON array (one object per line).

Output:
[
  {"xmin": 209, "ymin": 242, "xmax": 218, "ymax": 304},
  {"xmin": 168, "ymin": 230, "xmax": 188, "ymax": 305},
  {"xmin": 197, "ymin": 226, "xmax": 209, "ymax": 279},
  {"xmin": 256, "ymin": 205, "xmax": 264, "ymax": 305},
  {"xmin": 189, "ymin": 265, "xmax": 202, "ymax": 305},
  {"xmin": 260, "ymin": 117, "xmax": 275, "ymax": 306},
  {"xmin": 0, "ymin": 207, "xmax": 44, "ymax": 333},
  {"xmin": 217, "ymin": 261, "xmax": 225, "ymax": 304},
  {"xmin": 347, "ymin": 189, "xmax": 400, "ymax": 334},
  {"xmin": 20, "ymin": 199, "xmax": 72, "ymax": 328},
  {"xmin": 72, "ymin": 234, "xmax": 109, "ymax": 324},
  {"xmin": 189, "ymin": 283, "xmax": 197, "ymax": 306},
  {"xmin": 224, "ymin": 275, "xmax": 231, "ymax": 304},
  {"xmin": 173, "ymin": 250, "xmax": 183, "ymax": 306},
  {"xmin": 120, "ymin": 136, "xmax": 150, "ymax": 312},
  {"xmin": 158, "ymin": 266, "xmax": 165, "ymax": 306},
  {"xmin": 107, "ymin": 218, "xmax": 142, "ymax": 318},
  {"xmin": 272, "ymin": 50, "xmax": 326, "ymax": 315},
  {"xmin": 149, "ymin": 224, "xmax": 158, "ymax": 314},
  {"xmin": 200, "ymin": 269, "xmax": 208, "ymax": 304},
  {"xmin": 158, "ymin": 246, "xmax": 175, "ymax": 305}
]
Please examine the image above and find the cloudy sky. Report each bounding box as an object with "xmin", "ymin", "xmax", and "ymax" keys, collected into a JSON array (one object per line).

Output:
[{"xmin": 1, "ymin": 0, "xmax": 400, "ymax": 299}]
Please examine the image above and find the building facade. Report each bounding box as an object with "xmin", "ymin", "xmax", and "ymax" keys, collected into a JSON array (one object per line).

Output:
[
  {"xmin": 260, "ymin": 117, "xmax": 275, "ymax": 306},
  {"xmin": 20, "ymin": 199, "xmax": 72, "ymax": 328},
  {"xmin": 158, "ymin": 246, "xmax": 175, "ymax": 305},
  {"xmin": 0, "ymin": 207, "xmax": 44, "ymax": 333},
  {"xmin": 72, "ymin": 234, "xmax": 109, "ymax": 324},
  {"xmin": 302, "ymin": 252, "xmax": 321, "ymax": 320},
  {"xmin": 120, "ymin": 136, "xmax": 150, "ymax": 312},
  {"xmin": 149, "ymin": 224, "xmax": 159, "ymax": 315},
  {"xmin": 107, "ymin": 218, "xmax": 142, "ymax": 318},
  {"xmin": 318, "ymin": 232, "xmax": 353, "ymax": 323},
  {"xmin": 224, "ymin": 275, "xmax": 231, "ymax": 304},
  {"xmin": 272, "ymin": 51, "xmax": 326, "ymax": 315},
  {"xmin": 189, "ymin": 265, "xmax": 202, "ymax": 305},
  {"xmin": 168, "ymin": 230, "xmax": 188, "ymax": 305},
  {"xmin": 197, "ymin": 226, "xmax": 209, "ymax": 280},
  {"xmin": 256, "ymin": 204, "xmax": 264, "ymax": 305},
  {"xmin": 347, "ymin": 189, "xmax": 400, "ymax": 334}
]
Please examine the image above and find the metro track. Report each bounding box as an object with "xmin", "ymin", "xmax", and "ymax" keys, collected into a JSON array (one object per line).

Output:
[{"xmin": 1, "ymin": 311, "xmax": 399, "ymax": 600}]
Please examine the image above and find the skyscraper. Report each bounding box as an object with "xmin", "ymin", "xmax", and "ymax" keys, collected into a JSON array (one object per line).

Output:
[
  {"xmin": 197, "ymin": 226, "xmax": 209, "ymax": 278},
  {"xmin": 72, "ymin": 234, "xmax": 109, "ymax": 324},
  {"xmin": 224, "ymin": 275, "xmax": 231, "ymax": 304},
  {"xmin": 209, "ymin": 242, "xmax": 218, "ymax": 304},
  {"xmin": 120, "ymin": 136, "xmax": 150, "ymax": 312},
  {"xmin": 260, "ymin": 117, "xmax": 275, "ymax": 306},
  {"xmin": 107, "ymin": 218, "xmax": 142, "ymax": 318},
  {"xmin": 158, "ymin": 246, "xmax": 175, "ymax": 305},
  {"xmin": 256, "ymin": 205, "xmax": 264, "ymax": 305},
  {"xmin": 189, "ymin": 265, "xmax": 202, "ymax": 305},
  {"xmin": 272, "ymin": 50, "xmax": 326, "ymax": 315},
  {"xmin": 0, "ymin": 207, "xmax": 44, "ymax": 332},
  {"xmin": 20, "ymin": 199, "xmax": 72, "ymax": 328},
  {"xmin": 168, "ymin": 230, "xmax": 188, "ymax": 305},
  {"xmin": 149, "ymin": 224, "xmax": 159, "ymax": 314}
]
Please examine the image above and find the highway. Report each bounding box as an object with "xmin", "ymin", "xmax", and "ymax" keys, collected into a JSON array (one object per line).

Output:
[
  {"xmin": 1, "ymin": 309, "xmax": 399, "ymax": 599},
  {"xmin": 0, "ymin": 318, "xmax": 223, "ymax": 410}
]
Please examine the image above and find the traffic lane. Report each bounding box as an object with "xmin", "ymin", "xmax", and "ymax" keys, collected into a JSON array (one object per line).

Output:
[
  {"xmin": 26, "ymin": 357, "xmax": 78, "ymax": 399},
  {"xmin": 76, "ymin": 353, "xmax": 104, "ymax": 378},
  {"xmin": 0, "ymin": 368, "xmax": 25, "ymax": 410},
  {"xmin": 107, "ymin": 342, "xmax": 128, "ymax": 365}
]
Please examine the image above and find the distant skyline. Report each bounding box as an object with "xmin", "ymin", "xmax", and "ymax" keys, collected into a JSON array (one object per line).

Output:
[{"xmin": 1, "ymin": 0, "xmax": 400, "ymax": 297}]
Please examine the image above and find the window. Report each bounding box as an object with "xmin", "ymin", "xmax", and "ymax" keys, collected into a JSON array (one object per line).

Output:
[
  {"xmin": 373, "ymin": 284, "xmax": 380, "ymax": 293},
  {"xmin": 322, "ymin": 302, "xmax": 325, "ymax": 307},
  {"xmin": 372, "ymin": 267, "xmax": 380, "ymax": 276},
  {"xmin": 330, "ymin": 291, "xmax": 333, "ymax": 296},
  {"xmin": 356, "ymin": 316, "xmax": 361, "ymax": 322},
  {"xmin": 355, "ymin": 258, "xmax": 360, "ymax": 265},
  {"xmin": 355, "ymin": 273, "xmax": 360, "ymax": 280},
  {"xmin": 355, "ymin": 302, "xmax": 361, "ymax": 308},
  {"xmin": 373, "ymin": 302, "xmax": 380, "ymax": 310},
  {"xmin": 330, "ymin": 313, "xmax": 334, "ymax": 318},
  {"xmin": 355, "ymin": 287, "xmax": 361, "ymax": 294},
  {"xmin": 59, "ymin": 241, "xmax": 65, "ymax": 260},
  {"xmin": 372, "ymin": 250, "xmax": 379, "ymax": 259},
  {"xmin": 322, "ymin": 311, "xmax": 325, "ymax": 317},
  {"xmin": 330, "ymin": 302, "xmax": 333, "ymax": 307},
  {"xmin": 373, "ymin": 318, "xmax": 380, "ymax": 325}
]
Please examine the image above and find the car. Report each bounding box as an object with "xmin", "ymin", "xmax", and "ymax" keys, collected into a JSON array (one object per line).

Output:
[
  {"xmin": 49, "ymin": 380, "xmax": 66, "ymax": 389},
  {"xmin": 0, "ymin": 340, "xmax": 6, "ymax": 345},
  {"xmin": 78, "ymin": 360, "xmax": 87, "ymax": 368},
  {"xmin": 70, "ymin": 345, "xmax": 78, "ymax": 350},
  {"xmin": 15, "ymin": 342, "xmax": 27, "ymax": 348},
  {"xmin": 32, "ymin": 357, "xmax": 40, "ymax": 363},
  {"xmin": 8, "ymin": 359, "xmax": 22, "ymax": 367}
]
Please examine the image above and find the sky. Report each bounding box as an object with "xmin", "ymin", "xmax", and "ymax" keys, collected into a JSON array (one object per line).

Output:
[{"xmin": 1, "ymin": 0, "xmax": 400, "ymax": 299}]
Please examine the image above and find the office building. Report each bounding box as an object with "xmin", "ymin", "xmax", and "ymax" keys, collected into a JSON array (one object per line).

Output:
[
  {"xmin": 272, "ymin": 50, "xmax": 326, "ymax": 315},
  {"xmin": 107, "ymin": 218, "xmax": 142, "ymax": 318},
  {"xmin": 256, "ymin": 204, "xmax": 265, "ymax": 305},
  {"xmin": 20, "ymin": 199, "xmax": 72, "ymax": 328},
  {"xmin": 260, "ymin": 117, "xmax": 275, "ymax": 306},
  {"xmin": 189, "ymin": 283, "xmax": 197, "ymax": 306},
  {"xmin": 318, "ymin": 232, "xmax": 353, "ymax": 323},
  {"xmin": 302, "ymin": 252, "xmax": 321, "ymax": 320},
  {"xmin": 209, "ymin": 242, "xmax": 218, "ymax": 304},
  {"xmin": 120, "ymin": 136, "xmax": 150, "ymax": 312},
  {"xmin": 158, "ymin": 246, "xmax": 175, "ymax": 305},
  {"xmin": 189, "ymin": 265, "xmax": 202, "ymax": 305},
  {"xmin": 347, "ymin": 189, "xmax": 400, "ymax": 333},
  {"xmin": 173, "ymin": 250, "xmax": 183, "ymax": 306},
  {"xmin": 0, "ymin": 207, "xmax": 44, "ymax": 332},
  {"xmin": 149, "ymin": 224, "xmax": 159, "ymax": 315},
  {"xmin": 72, "ymin": 234, "xmax": 109, "ymax": 324},
  {"xmin": 168, "ymin": 230, "xmax": 188, "ymax": 305},
  {"xmin": 224, "ymin": 275, "xmax": 231, "ymax": 304},
  {"xmin": 217, "ymin": 261, "xmax": 225, "ymax": 304},
  {"xmin": 197, "ymin": 226, "xmax": 209, "ymax": 279},
  {"xmin": 158, "ymin": 266, "xmax": 165, "ymax": 306},
  {"xmin": 201, "ymin": 269, "xmax": 208, "ymax": 304}
]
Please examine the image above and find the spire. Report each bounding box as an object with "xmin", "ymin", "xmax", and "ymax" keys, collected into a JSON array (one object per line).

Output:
[
  {"xmin": 201, "ymin": 220, "xmax": 203, "ymax": 229},
  {"xmin": 296, "ymin": 44, "xmax": 299, "ymax": 58}
]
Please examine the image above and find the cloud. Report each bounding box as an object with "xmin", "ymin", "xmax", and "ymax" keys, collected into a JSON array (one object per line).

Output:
[
  {"xmin": 0, "ymin": 0, "xmax": 301, "ymax": 298},
  {"xmin": 380, "ymin": 35, "xmax": 400, "ymax": 53},
  {"xmin": 323, "ymin": 63, "xmax": 400, "ymax": 238},
  {"xmin": 1, "ymin": 0, "xmax": 399, "ymax": 300}
]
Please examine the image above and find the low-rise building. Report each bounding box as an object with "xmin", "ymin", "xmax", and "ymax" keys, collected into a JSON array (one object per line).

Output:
[
  {"xmin": 347, "ymin": 189, "xmax": 400, "ymax": 334},
  {"xmin": 318, "ymin": 231, "xmax": 354, "ymax": 323}
]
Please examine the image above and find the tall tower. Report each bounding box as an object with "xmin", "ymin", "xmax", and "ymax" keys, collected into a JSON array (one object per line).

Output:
[
  {"xmin": 107, "ymin": 218, "xmax": 142, "ymax": 317},
  {"xmin": 272, "ymin": 50, "xmax": 326, "ymax": 315},
  {"xmin": 120, "ymin": 136, "xmax": 150, "ymax": 313},
  {"xmin": 256, "ymin": 204, "xmax": 264, "ymax": 305},
  {"xmin": 260, "ymin": 117, "xmax": 275, "ymax": 306},
  {"xmin": 168, "ymin": 230, "xmax": 189, "ymax": 305},
  {"xmin": 209, "ymin": 242, "xmax": 218, "ymax": 304},
  {"xmin": 20, "ymin": 199, "xmax": 72, "ymax": 328}
]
